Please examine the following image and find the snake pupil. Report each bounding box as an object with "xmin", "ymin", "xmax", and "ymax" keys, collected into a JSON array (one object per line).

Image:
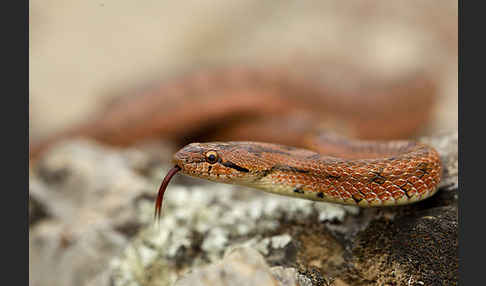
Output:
[{"xmin": 206, "ymin": 151, "xmax": 218, "ymax": 164}]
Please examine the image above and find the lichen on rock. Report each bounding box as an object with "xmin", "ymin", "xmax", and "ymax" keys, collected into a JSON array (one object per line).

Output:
[{"xmin": 29, "ymin": 131, "xmax": 458, "ymax": 286}]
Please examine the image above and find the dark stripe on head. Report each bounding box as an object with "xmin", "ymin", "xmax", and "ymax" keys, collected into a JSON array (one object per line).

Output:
[{"xmin": 221, "ymin": 161, "xmax": 249, "ymax": 173}]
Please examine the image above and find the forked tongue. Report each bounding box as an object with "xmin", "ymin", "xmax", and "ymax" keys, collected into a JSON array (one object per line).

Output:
[{"xmin": 154, "ymin": 165, "xmax": 181, "ymax": 222}]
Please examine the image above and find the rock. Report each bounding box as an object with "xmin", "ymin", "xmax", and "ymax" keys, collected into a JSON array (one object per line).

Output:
[
  {"xmin": 106, "ymin": 174, "xmax": 357, "ymax": 285},
  {"xmin": 29, "ymin": 140, "xmax": 157, "ymax": 286},
  {"xmin": 174, "ymin": 247, "xmax": 280, "ymax": 286},
  {"xmin": 29, "ymin": 131, "xmax": 458, "ymax": 286},
  {"xmin": 271, "ymin": 266, "xmax": 313, "ymax": 286},
  {"xmin": 29, "ymin": 139, "xmax": 358, "ymax": 286},
  {"xmin": 348, "ymin": 206, "xmax": 458, "ymax": 285},
  {"xmin": 107, "ymin": 131, "xmax": 459, "ymax": 286},
  {"xmin": 174, "ymin": 247, "xmax": 314, "ymax": 286},
  {"xmin": 29, "ymin": 193, "xmax": 49, "ymax": 225}
]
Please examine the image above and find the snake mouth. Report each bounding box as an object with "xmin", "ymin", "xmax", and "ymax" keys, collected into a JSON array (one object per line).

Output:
[
  {"xmin": 154, "ymin": 144, "xmax": 208, "ymax": 221},
  {"xmin": 171, "ymin": 143, "xmax": 208, "ymax": 174},
  {"xmin": 171, "ymin": 156, "xmax": 184, "ymax": 171}
]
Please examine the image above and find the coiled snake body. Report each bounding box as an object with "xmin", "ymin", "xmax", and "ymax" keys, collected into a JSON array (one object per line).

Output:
[{"xmin": 28, "ymin": 67, "xmax": 442, "ymax": 217}]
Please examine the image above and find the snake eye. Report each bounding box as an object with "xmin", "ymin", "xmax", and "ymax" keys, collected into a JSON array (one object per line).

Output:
[{"xmin": 205, "ymin": 151, "xmax": 219, "ymax": 164}]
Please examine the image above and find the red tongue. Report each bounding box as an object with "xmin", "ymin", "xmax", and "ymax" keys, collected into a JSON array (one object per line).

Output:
[{"xmin": 154, "ymin": 165, "xmax": 181, "ymax": 222}]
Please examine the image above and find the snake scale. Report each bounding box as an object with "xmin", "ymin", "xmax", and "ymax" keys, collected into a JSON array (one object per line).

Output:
[{"xmin": 28, "ymin": 67, "xmax": 442, "ymax": 218}]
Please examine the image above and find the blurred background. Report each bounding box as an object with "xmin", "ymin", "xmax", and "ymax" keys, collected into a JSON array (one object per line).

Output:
[
  {"xmin": 29, "ymin": 1, "xmax": 457, "ymax": 286},
  {"xmin": 30, "ymin": 0, "xmax": 457, "ymax": 142}
]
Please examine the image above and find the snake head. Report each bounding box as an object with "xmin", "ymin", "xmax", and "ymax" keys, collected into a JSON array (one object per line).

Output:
[
  {"xmin": 156, "ymin": 142, "xmax": 266, "ymax": 220},
  {"xmin": 173, "ymin": 142, "xmax": 278, "ymax": 184}
]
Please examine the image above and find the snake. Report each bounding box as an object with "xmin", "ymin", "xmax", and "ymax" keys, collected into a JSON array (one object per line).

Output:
[
  {"xmin": 155, "ymin": 135, "xmax": 441, "ymax": 220},
  {"xmin": 26, "ymin": 66, "xmax": 442, "ymax": 217}
]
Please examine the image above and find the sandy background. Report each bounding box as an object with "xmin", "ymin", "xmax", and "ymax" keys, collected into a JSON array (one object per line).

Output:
[{"xmin": 29, "ymin": 1, "xmax": 457, "ymax": 141}]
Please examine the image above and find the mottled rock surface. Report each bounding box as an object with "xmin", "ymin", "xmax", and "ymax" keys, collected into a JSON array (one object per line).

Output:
[
  {"xmin": 29, "ymin": 131, "xmax": 458, "ymax": 286},
  {"xmin": 174, "ymin": 247, "xmax": 314, "ymax": 286},
  {"xmin": 347, "ymin": 206, "xmax": 458, "ymax": 285}
]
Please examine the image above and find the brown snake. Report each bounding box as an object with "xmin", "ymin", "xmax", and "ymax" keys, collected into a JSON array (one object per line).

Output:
[
  {"xmin": 28, "ymin": 67, "xmax": 442, "ymax": 218},
  {"xmin": 155, "ymin": 137, "xmax": 441, "ymax": 219}
]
